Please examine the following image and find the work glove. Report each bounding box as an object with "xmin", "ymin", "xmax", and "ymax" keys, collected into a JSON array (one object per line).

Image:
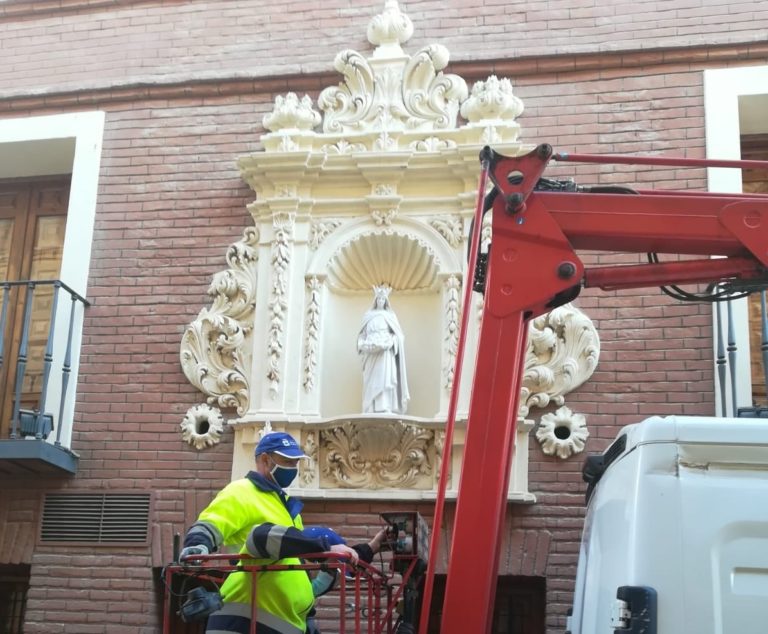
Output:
[{"xmin": 179, "ymin": 544, "xmax": 209, "ymax": 562}]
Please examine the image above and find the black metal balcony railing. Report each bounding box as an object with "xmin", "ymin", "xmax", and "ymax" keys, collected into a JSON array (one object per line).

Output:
[
  {"xmin": 0, "ymin": 280, "xmax": 90, "ymax": 444},
  {"xmin": 716, "ymin": 289, "xmax": 768, "ymax": 418}
]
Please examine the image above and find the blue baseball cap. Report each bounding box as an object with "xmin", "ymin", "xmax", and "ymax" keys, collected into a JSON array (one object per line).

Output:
[
  {"xmin": 304, "ymin": 525, "xmax": 346, "ymax": 545},
  {"xmin": 255, "ymin": 431, "xmax": 307, "ymax": 459}
]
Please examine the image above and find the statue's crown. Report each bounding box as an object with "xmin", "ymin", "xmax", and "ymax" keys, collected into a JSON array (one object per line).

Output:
[{"xmin": 373, "ymin": 284, "xmax": 392, "ymax": 299}]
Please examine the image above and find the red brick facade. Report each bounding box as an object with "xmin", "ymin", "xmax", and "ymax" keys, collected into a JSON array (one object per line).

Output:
[{"xmin": 0, "ymin": 1, "xmax": 766, "ymax": 632}]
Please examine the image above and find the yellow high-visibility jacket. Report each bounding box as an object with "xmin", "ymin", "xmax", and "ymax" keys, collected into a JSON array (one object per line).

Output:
[{"xmin": 185, "ymin": 472, "xmax": 328, "ymax": 634}]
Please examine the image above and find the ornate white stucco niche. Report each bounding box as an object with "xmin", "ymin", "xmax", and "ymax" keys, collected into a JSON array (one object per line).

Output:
[{"xmin": 179, "ymin": 1, "xmax": 600, "ymax": 501}]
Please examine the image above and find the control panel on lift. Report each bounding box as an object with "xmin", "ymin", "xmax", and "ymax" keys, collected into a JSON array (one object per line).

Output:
[{"xmin": 381, "ymin": 512, "xmax": 429, "ymax": 574}]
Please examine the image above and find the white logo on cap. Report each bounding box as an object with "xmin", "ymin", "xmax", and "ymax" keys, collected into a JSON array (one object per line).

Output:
[{"xmin": 282, "ymin": 439, "xmax": 290, "ymax": 446}]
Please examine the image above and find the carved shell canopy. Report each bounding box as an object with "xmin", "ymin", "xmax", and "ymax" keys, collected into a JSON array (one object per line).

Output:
[{"xmin": 327, "ymin": 232, "xmax": 439, "ymax": 291}]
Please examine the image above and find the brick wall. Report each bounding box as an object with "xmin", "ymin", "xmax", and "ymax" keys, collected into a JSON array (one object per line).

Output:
[
  {"xmin": 1, "ymin": 0, "xmax": 767, "ymax": 98},
  {"xmin": 0, "ymin": 1, "xmax": 763, "ymax": 632}
]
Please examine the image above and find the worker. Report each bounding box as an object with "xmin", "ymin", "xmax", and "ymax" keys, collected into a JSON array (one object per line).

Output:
[{"xmin": 179, "ymin": 431, "xmax": 359, "ymax": 634}]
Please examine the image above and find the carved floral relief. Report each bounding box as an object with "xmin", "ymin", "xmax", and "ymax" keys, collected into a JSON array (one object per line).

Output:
[
  {"xmin": 535, "ymin": 406, "xmax": 589, "ymax": 459},
  {"xmin": 320, "ymin": 421, "xmax": 435, "ymax": 489},
  {"xmin": 303, "ymin": 276, "xmax": 322, "ymax": 393}
]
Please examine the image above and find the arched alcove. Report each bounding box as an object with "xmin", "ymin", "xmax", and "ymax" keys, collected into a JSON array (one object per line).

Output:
[{"xmin": 320, "ymin": 285, "xmax": 442, "ymax": 418}]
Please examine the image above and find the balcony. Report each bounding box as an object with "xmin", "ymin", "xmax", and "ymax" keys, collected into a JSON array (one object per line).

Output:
[
  {"xmin": 0, "ymin": 280, "xmax": 89, "ymax": 476},
  {"xmin": 716, "ymin": 288, "xmax": 768, "ymax": 418}
]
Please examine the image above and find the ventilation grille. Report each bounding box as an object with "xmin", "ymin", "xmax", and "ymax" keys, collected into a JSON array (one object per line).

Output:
[{"xmin": 41, "ymin": 493, "xmax": 150, "ymax": 543}]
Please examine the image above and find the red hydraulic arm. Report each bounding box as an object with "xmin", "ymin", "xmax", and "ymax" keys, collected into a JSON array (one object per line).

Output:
[{"xmin": 426, "ymin": 144, "xmax": 768, "ymax": 634}]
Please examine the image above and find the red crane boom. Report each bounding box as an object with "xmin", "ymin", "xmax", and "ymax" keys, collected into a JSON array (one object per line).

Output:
[{"xmin": 422, "ymin": 144, "xmax": 768, "ymax": 634}]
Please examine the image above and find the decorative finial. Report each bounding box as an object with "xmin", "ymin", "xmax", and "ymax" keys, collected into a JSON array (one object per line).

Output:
[{"xmin": 367, "ymin": 0, "xmax": 414, "ymax": 56}]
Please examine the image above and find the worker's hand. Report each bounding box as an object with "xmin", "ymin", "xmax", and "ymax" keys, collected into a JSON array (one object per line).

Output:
[
  {"xmin": 330, "ymin": 543, "xmax": 359, "ymax": 565},
  {"xmin": 368, "ymin": 527, "xmax": 390, "ymax": 554},
  {"xmin": 179, "ymin": 544, "xmax": 209, "ymax": 563}
]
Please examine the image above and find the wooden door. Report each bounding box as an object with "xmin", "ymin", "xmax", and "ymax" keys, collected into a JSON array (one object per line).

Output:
[{"xmin": 0, "ymin": 179, "xmax": 69, "ymax": 438}]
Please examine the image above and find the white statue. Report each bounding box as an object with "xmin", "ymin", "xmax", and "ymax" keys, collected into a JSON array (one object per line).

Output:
[{"xmin": 357, "ymin": 285, "xmax": 410, "ymax": 414}]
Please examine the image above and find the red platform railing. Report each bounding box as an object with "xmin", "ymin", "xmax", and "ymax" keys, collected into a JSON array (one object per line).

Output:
[{"xmin": 163, "ymin": 551, "xmax": 416, "ymax": 634}]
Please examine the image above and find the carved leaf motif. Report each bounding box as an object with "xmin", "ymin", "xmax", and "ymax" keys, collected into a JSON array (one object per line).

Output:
[
  {"xmin": 520, "ymin": 303, "xmax": 600, "ymax": 418},
  {"xmin": 443, "ymin": 275, "xmax": 461, "ymax": 390},
  {"xmin": 409, "ymin": 136, "xmax": 456, "ymax": 152},
  {"xmin": 303, "ymin": 277, "xmax": 322, "ymax": 392},
  {"xmin": 429, "ymin": 216, "xmax": 463, "ymax": 248},
  {"xmin": 320, "ymin": 139, "xmax": 368, "ymax": 154},
  {"xmin": 263, "ymin": 92, "xmax": 321, "ymax": 132},
  {"xmin": 180, "ymin": 227, "xmax": 258, "ymax": 415},
  {"xmin": 460, "ymin": 75, "xmax": 524, "ymax": 123},
  {"xmin": 267, "ymin": 221, "xmax": 293, "ymax": 397},
  {"xmin": 320, "ymin": 421, "xmax": 434, "ymax": 489}
]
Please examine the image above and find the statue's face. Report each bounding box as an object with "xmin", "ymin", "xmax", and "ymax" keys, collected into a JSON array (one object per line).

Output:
[{"xmin": 375, "ymin": 296, "xmax": 386, "ymax": 309}]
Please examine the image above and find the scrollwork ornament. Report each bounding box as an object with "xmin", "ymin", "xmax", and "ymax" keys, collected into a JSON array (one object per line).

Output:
[
  {"xmin": 320, "ymin": 421, "xmax": 435, "ymax": 489},
  {"xmin": 520, "ymin": 303, "xmax": 600, "ymax": 418},
  {"xmin": 402, "ymin": 44, "xmax": 468, "ymax": 130},
  {"xmin": 317, "ymin": 7, "xmax": 467, "ymax": 136},
  {"xmin": 180, "ymin": 227, "xmax": 258, "ymax": 414},
  {"xmin": 319, "ymin": 50, "xmax": 375, "ymax": 134},
  {"xmin": 371, "ymin": 208, "xmax": 397, "ymax": 226},
  {"xmin": 309, "ymin": 220, "xmax": 341, "ymax": 250},
  {"xmin": 300, "ymin": 430, "xmax": 319, "ymax": 486},
  {"xmin": 535, "ymin": 406, "xmax": 589, "ymax": 459}
]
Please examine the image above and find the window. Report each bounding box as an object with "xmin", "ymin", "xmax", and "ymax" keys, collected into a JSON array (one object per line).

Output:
[
  {"xmin": 0, "ymin": 111, "xmax": 104, "ymax": 448},
  {"xmin": 0, "ymin": 564, "xmax": 30, "ymax": 634}
]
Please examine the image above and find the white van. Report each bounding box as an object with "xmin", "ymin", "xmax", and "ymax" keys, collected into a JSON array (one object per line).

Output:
[{"xmin": 567, "ymin": 415, "xmax": 768, "ymax": 634}]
